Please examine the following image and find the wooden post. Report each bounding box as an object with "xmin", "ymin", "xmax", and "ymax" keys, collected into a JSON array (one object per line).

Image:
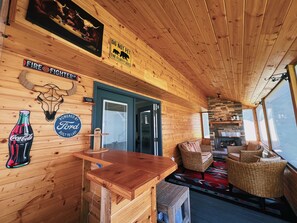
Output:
[
  {"xmin": 80, "ymin": 160, "xmax": 91, "ymax": 223},
  {"xmin": 287, "ymin": 65, "xmax": 297, "ymax": 125},
  {"xmin": 100, "ymin": 187, "xmax": 112, "ymax": 223},
  {"xmin": 93, "ymin": 128, "xmax": 102, "ymax": 151},
  {"xmin": 84, "ymin": 128, "xmax": 109, "ymax": 154},
  {"xmin": 184, "ymin": 189, "xmax": 191, "ymax": 223},
  {"xmin": 261, "ymin": 99, "xmax": 272, "ymax": 150},
  {"xmin": 200, "ymin": 112, "xmax": 204, "ymax": 139},
  {"xmin": 151, "ymin": 186, "xmax": 157, "ymax": 223},
  {"xmin": 252, "ymin": 107, "xmax": 260, "ymax": 142}
]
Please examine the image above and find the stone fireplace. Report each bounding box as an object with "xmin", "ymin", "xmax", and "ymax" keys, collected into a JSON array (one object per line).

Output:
[
  {"xmin": 207, "ymin": 97, "xmax": 246, "ymax": 150},
  {"xmin": 213, "ymin": 128, "xmax": 243, "ymax": 149}
]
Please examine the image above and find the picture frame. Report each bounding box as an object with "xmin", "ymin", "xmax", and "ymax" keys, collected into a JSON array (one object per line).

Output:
[{"xmin": 26, "ymin": 0, "xmax": 104, "ymax": 57}]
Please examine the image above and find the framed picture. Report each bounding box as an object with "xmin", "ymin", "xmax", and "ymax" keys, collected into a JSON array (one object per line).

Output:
[{"xmin": 26, "ymin": 0, "xmax": 104, "ymax": 57}]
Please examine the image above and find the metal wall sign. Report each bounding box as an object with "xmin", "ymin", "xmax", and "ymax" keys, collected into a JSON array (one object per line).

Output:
[
  {"xmin": 110, "ymin": 39, "xmax": 131, "ymax": 66},
  {"xmin": 19, "ymin": 70, "xmax": 77, "ymax": 122},
  {"xmin": 26, "ymin": 0, "xmax": 104, "ymax": 57},
  {"xmin": 23, "ymin": 59, "xmax": 80, "ymax": 81},
  {"xmin": 54, "ymin": 113, "xmax": 82, "ymax": 138},
  {"xmin": 6, "ymin": 110, "xmax": 34, "ymax": 168}
]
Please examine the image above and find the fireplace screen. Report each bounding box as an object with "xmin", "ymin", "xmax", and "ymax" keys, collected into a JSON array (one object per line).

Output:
[{"xmin": 215, "ymin": 137, "xmax": 242, "ymax": 149}]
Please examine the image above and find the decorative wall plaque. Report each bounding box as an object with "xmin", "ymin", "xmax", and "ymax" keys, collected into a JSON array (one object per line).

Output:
[
  {"xmin": 6, "ymin": 110, "xmax": 34, "ymax": 168},
  {"xmin": 110, "ymin": 39, "xmax": 131, "ymax": 66},
  {"xmin": 19, "ymin": 70, "xmax": 77, "ymax": 122},
  {"xmin": 26, "ymin": 0, "xmax": 104, "ymax": 57},
  {"xmin": 23, "ymin": 59, "xmax": 80, "ymax": 81},
  {"xmin": 54, "ymin": 113, "xmax": 82, "ymax": 138}
]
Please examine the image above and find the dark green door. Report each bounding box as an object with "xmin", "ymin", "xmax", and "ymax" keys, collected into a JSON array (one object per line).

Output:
[{"xmin": 95, "ymin": 89, "xmax": 134, "ymax": 151}]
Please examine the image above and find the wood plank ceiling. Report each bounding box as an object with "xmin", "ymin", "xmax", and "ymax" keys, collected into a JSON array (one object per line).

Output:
[{"xmin": 95, "ymin": 0, "xmax": 297, "ymax": 106}]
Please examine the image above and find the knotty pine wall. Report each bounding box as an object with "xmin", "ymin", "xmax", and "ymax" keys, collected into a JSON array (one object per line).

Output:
[
  {"xmin": 0, "ymin": 52, "xmax": 91, "ymax": 223},
  {"xmin": 284, "ymin": 167, "xmax": 297, "ymax": 215},
  {"xmin": 0, "ymin": 0, "xmax": 205, "ymax": 222}
]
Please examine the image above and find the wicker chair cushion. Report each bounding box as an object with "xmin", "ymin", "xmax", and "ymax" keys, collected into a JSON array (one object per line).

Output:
[
  {"xmin": 188, "ymin": 141, "xmax": 201, "ymax": 152},
  {"xmin": 246, "ymin": 142, "xmax": 259, "ymax": 151},
  {"xmin": 260, "ymin": 156, "xmax": 281, "ymax": 162},
  {"xmin": 228, "ymin": 152, "xmax": 240, "ymax": 161},
  {"xmin": 179, "ymin": 142, "xmax": 195, "ymax": 152},
  {"xmin": 179, "ymin": 141, "xmax": 201, "ymax": 152},
  {"xmin": 201, "ymin": 152, "xmax": 212, "ymax": 163}
]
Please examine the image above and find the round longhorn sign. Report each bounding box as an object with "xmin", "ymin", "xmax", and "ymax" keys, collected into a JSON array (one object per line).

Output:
[{"xmin": 54, "ymin": 113, "xmax": 82, "ymax": 138}]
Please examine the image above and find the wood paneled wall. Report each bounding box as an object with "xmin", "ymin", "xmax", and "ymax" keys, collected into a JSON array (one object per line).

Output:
[
  {"xmin": 0, "ymin": 0, "xmax": 10, "ymax": 59},
  {"xmin": 5, "ymin": 0, "xmax": 207, "ymax": 110},
  {"xmin": 284, "ymin": 166, "xmax": 297, "ymax": 216},
  {"xmin": 162, "ymin": 101, "xmax": 202, "ymax": 164},
  {"xmin": 0, "ymin": 52, "xmax": 93, "ymax": 223},
  {"xmin": 0, "ymin": 0, "xmax": 205, "ymax": 222}
]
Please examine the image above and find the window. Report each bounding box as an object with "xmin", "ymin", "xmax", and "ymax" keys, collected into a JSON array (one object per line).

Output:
[
  {"xmin": 243, "ymin": 109, "xmax": 257, "ymax": 141},
  {"xmin": 265, "ymin": 80, "xmax": 297, "ymax": 167},
  {"xmin": 102, "ymin": 100, "xmax": 128, "ymax": 150},
  {"xmin": 256, "ymin": 104, "xmax": 268, "ymax": 146},
  {"xmin": 202, "ymin": 113, "xmax": 210, "ymax": 138}
]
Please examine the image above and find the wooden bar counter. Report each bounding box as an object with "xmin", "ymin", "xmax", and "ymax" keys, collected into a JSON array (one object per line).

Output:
[{"xmin": 73, "ymin": 150, "xmax": 177, "ymax": 223}]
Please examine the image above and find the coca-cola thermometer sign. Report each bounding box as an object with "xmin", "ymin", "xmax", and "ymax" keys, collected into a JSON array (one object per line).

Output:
[{"xmin": 54, "ymin": 113, "xmax": 82, "ymax": 138}]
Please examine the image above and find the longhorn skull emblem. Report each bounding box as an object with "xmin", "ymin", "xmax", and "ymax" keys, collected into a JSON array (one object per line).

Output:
[{"xmin": 19, "ymin": 70, "xmax": 77, "ymax": 121}]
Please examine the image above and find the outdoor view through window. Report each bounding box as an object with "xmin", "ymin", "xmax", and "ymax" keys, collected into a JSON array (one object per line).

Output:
[
  {"xmin": 243, "ymin": 109, "xmax": 257, "ymax": 141},
  {"xmin": 265, "ymin": 80, "xmax": 297, "ymax": 167}
]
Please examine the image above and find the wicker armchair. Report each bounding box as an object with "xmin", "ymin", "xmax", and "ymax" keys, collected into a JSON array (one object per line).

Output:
[
  {"xmin": 178, "ymin": 141, "xmax": 213, "ymax": 179},
  {"xmin": 226, "ymin": 158, "xmax": 287, "ymax": 208},
  {"xmin": 227, "ymin": 141, "xmax": 263, "ymax": 163}
]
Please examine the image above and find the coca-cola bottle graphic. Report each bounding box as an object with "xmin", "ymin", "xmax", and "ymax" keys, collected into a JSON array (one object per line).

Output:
[{"xmin": 6, "ymin": 110, "xmax": 34, "ymax": 168}]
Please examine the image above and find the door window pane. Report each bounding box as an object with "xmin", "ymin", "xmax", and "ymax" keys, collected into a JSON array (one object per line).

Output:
[
  {"xmin": 265, "ymin": 80, "xmax": 297, "ymax": 167},
  {"xmin": 243, "ymin": 109, "xmax": 257, "ymax": 141},
  {"xmin": 256, "ymin": 104, "xmax": 268, "ymax": 146},
  {"xmin": 140, "ymin": 110, "xmax": 152, "ymax": 154},
  {"xmin": 102, "ymin": 100, "xmax": 128, "ymax": 150},
  {"xmin": 202, "ymin": 113, "xmax": 210, "ymax": 138}
]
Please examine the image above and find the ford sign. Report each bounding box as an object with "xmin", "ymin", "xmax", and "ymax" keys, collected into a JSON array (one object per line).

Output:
[{"xmin": 54, "ymin": 113, "xmax": 82, "ymax": 138}]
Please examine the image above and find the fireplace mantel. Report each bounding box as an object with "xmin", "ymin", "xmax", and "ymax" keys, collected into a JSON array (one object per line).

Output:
[{"xmin": 210, "ymin": 120, "xmax": 242, "ymax": 127}]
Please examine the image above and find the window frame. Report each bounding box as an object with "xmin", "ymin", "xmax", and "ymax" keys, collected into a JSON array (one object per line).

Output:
[
  {"xmin": 287, "ymin": 65, "xmax": 297, "ymax": 124},
  {"xmin": 201, "ymin": 112, "xmax": 210, "ymax": 139},
  {"xmin": 257, "ymin": 64, "xmax": 297, "ymax": 169},
  {"xmin": 256, "ymin": 103, "xmax": 269, "ymax": 147}
]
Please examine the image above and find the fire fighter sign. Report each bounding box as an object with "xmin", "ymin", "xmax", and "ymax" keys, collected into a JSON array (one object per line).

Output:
[{"xmin": 23, "ymin": 59, "xmax": 80, "ymax": 81}]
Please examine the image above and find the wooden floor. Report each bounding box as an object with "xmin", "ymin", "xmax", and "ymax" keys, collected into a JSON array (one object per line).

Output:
[{"xmin": 190, "ymin": 190, "xmax": 290, "ymax": 223}]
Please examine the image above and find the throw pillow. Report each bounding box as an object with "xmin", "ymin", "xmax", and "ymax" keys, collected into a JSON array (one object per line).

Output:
[
  {"xmin": 247, "ymin": 142, "xmax": 259, "ymax": 151},
  {"xmin": 180, "ymin": 142, "xmax": 196, "ymax": 152},
  {"xmin": 260, "ymin": 156, "xmax": 281, "ymax": 162},
  {"xmin": 188, "ymin": 141, "xmax": 201, "ymax": 152}
]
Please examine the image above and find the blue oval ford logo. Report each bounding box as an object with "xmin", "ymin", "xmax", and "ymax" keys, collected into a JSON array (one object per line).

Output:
[{"xmin": 54, "ymin": 113, "xmax": 82, "ymax": 138}]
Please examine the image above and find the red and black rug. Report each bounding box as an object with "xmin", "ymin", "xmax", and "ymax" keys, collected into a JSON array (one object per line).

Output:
[{"xmin": 166, "ymin": 159, "xmax": 296, "ymax": 221}]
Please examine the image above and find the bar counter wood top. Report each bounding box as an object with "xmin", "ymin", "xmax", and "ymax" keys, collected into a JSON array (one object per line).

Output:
[
  {"xmin": 73, "ymin": 150, "xmax": 177, "ymax": 223},
  {"xmin": 74, "ymin": 150, "xmax": 177, "ymax": 200}
]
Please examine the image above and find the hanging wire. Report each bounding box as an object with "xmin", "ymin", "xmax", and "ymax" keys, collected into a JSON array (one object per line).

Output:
[{"xmin": 264, "ymin": 73, "xmax": 289, "ymax": 82}]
